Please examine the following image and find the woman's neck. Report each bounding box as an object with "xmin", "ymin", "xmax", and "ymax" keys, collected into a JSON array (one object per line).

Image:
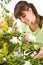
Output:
[{"xmin": 29, "ymin": 22, "xmax": 39, "ymax": 32}]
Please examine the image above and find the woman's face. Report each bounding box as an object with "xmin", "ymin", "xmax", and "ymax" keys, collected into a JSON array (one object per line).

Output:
[{"xmin": 20, "ymin": 8, "xmax": 36, "ymax": 31}]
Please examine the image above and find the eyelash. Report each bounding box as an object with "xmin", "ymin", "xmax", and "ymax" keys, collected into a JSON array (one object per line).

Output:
[
  {"xmin": 22, "ymin": 15, "xmax": 26, "ymax": 18},
  {"xmin": 19, "ymin": 14, "xmax": 26, "ymax": 20},
  {"xmin": 19, "ymin": 18, "xmax": 21, "ymax": 20}
]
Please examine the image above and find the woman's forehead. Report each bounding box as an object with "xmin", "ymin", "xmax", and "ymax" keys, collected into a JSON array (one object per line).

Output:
[
  {"xmin": 19, "ymin": 10, "xmax": 28, "ymax": 18},
  {"xmin": 21, "ymin": 11, "xmax": 28, "ymax": 16}
]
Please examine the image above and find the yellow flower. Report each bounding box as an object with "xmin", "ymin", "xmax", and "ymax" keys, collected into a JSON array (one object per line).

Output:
[
  {"xmin": 0, "ymin": 54, "xmax": 4, "ymax": 59},
  {"xmin": 0, "ymin": 19, "xmax": 8, "ymax": 33},
  {"xmin": 10, "ymin": 30, "xmax": 15, "ymax": 34},
  {"xmin": 0, "ymin": 29, "xmax": 3, "ymax": 35},
  {"xmin": 2, "ymin": 42, "xmax": 8, "ymax": 54},
  {"xmin": 2, "ymin": 19, "xmax": 8, "ymax": 32}
]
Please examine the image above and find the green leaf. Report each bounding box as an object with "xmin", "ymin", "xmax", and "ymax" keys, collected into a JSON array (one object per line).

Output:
[
  {"xmin": 0, "ymin": 43, "xmax": 3, "ymax": 49},
  {"xmin": 7, "ymin": 43, "xmax": 15, "ymax": 53},
  {"xmin": 4, "ymin": 0, "xmax": 11, "ymax": 4},
  {"xmin": 4, "ymin": 7, "xmax": 10, "ymax": 13}
]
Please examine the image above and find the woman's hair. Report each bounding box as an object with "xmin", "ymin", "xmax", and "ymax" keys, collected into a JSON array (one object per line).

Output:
[{"xmin": 14, "ymin": 1, "xmax": 43, "ymax": 28}]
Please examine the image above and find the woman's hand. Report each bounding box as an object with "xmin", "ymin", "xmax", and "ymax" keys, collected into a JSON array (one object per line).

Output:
[
  {"xmin": 33, "ymin": 47, "xmax": 43, "ymax": 59},
  {"xmin": 24, "ymin": 32, "xmax": 36, "ymax": 42}
]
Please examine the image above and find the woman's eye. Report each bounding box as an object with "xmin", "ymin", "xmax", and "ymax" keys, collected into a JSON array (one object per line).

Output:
[
  {"xmin": 19, "ymin": 18, "xmax": 21, "ymax": 20},
  {"xmin": 22, "ymin": 15, "xmax": 26, "ymax": 18}
]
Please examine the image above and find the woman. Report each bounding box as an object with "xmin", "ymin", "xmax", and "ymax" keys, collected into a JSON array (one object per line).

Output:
[{"xmin": 14, "ymin": 1, "xmax": 43, "ymax": 59}]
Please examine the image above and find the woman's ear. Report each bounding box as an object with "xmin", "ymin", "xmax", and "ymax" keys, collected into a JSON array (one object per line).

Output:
[{"xmin": 29, "ymin": 8, "xmax": 32, "ymax": 12}]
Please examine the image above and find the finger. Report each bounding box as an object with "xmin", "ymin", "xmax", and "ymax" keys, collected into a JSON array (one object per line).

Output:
[
  {"xmin": 24, "ymin": 33, "xmax": 28, "ymax": 36},
  {"xmin": 33, "ymin": 50, "xmax": 43, "ymax": 59},
  {"xmin": 40, "ymin": 47, "xmax": 43, "ymax": 50}
]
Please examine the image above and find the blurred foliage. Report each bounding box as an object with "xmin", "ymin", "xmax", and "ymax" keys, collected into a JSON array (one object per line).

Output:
[
  {"xmin": 0, "ymin": 0, "xmax": 12, "ymax": 19},
  {"xmin": 1, "ymin": 0, "xmax": 11, "ymax": 4}
]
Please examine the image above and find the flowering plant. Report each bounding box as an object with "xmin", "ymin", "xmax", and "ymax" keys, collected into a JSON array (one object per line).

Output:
[{"xmin": 0, "ymin": 17, "xmax": 43, "ymax": 65}]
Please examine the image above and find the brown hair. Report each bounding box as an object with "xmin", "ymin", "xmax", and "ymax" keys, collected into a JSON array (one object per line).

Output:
[{"xmin": 14, "ymin": 1, "xmax": 43, "ymax": 28}]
